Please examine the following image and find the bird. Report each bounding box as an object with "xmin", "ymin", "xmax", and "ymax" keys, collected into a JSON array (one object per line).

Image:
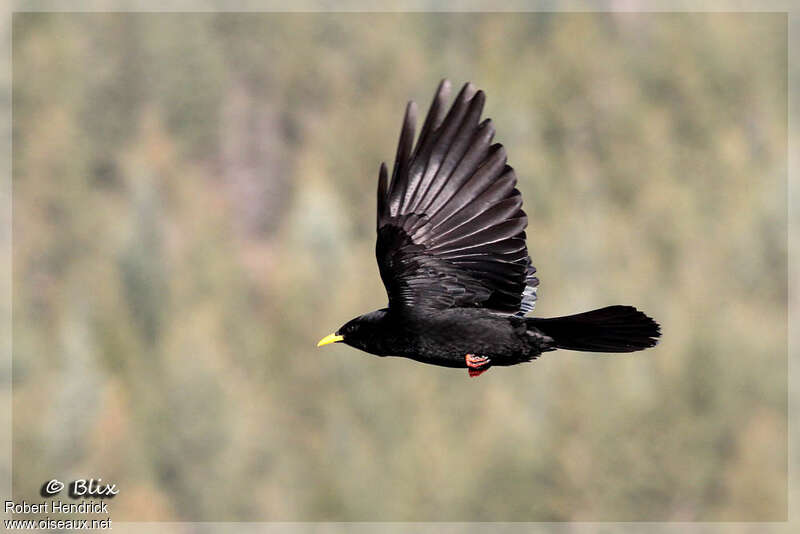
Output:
[{"xmin": 317, "ymin": 79, "xmax": 660, "ymax": 377}]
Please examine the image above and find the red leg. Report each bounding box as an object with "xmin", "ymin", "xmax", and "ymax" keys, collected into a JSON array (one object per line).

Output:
[{"xmin": 466, "ymin": 354, "xmax": 491, "ymax": 377}]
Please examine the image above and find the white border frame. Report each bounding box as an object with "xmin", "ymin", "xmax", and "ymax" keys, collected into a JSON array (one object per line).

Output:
[{"xmin": 2, "ymin": 2, "xmax": 796, "ymax": 532}]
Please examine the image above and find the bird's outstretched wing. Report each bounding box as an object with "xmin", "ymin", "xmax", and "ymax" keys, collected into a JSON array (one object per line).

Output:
[{"xmin": 376, "ymin": 80, "xmax": 539, "ymax": 315}]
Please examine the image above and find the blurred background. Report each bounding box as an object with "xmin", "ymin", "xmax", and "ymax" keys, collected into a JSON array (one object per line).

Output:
[{"xmin": 11, "ymin": 12, "xmax": 787, "ymax": 521}]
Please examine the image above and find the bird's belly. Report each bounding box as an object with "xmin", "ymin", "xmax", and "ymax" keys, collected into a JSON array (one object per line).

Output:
[{"xmin": 392, "ymin": 313, "xmax": 529, "ymax": 368}]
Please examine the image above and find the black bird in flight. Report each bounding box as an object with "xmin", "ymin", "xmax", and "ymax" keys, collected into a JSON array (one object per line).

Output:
[{"xmin": 318, "ymin": 80, "xmax": 660, "ymax": 377}]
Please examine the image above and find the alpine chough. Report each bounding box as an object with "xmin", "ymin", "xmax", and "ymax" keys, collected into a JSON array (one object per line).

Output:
[{"xmin": 318, "ymin": 80, "xmax": 660, "ymax": 377}]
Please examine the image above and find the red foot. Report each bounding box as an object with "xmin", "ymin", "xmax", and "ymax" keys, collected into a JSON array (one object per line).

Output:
[
  {"xmin": 466, "ymin": 354, "xmax": 490, "ymax": 378},
  {"xmin": 466, "ymin": 354, "xmax": 490, "ymax": 368}
]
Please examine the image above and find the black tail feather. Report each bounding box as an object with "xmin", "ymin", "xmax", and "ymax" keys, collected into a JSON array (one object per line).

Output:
[{"xmin": 527, "ymin": 305, "xmax": 661, "ymax": 353}]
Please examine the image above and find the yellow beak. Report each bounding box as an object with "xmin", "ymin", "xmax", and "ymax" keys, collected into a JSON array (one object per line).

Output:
[{"xmin": 317, "ymin": 333, "xmax": 344, "ymax": 347}]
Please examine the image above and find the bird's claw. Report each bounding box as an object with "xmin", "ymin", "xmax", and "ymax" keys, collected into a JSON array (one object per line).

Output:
[
  {"xmin": 466, "ymin": 354, "xmax": 491, "ymax": 377},
  {"xmin": 466, "ymin": 354, "xmax": 490, "ymax": 368}
]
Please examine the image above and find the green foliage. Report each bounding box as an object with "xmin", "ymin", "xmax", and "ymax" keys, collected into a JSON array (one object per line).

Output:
[{"xmin": 12, "ymin": 13, "xmax": 787, "ymax": 520}]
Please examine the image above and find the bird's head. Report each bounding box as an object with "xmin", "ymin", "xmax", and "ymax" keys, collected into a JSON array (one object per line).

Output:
[{"xmin": 317, "ymin": 309, "xmax": 389, "ymax": 353}]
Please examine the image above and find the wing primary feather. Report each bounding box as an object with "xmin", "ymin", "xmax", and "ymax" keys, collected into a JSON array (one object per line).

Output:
[
  {"xmin": 417, "ymin": 148, "xmax": 510, "ymax": 237},
  {"xmin": 429, "ymin": 194, "xmax": 523, "ymax": 244},
  {"xmin": 416, "ymin": 90, "xmax": 486, "ymax": 215},
  {"xmin": 377, "ymin": 162, "xmax": 389, "ymax": 230},
  {"xmin": 428, "ymin": 216, "xmax": 528, "ymax": 250},
  {"xmin": 433, "ymin": 118, "xmax": 495, "ymax": 204},
  {"xmin": 426, "ymin": 174, "xmax": 520, "ymax": 240},
  {"xmin": 406, "ymin": 83, "xmax": 476, "ymax": 214},
  {"xmin": 409, "ymin": 123, "xmax": 499, "ymax": 237},
  {"xmin": 388, "ymin": 101, "xmax": 417, "ymax": 217},
  {"xmin": 405, "ymin": 118, "xmax": 496, "ymax": 238},
  {"xmin": 413, "ymin": 79, "xmax": 452, "ymax": 161},
  {"xmin": 434, "ymin": 238, "xmax": 528, "ymax": 258}
]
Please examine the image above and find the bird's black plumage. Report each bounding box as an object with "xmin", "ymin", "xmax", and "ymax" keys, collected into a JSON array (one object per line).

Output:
[{"xmin": 318, "ymin": 80, "xmax": 660, "ymax": 376}]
